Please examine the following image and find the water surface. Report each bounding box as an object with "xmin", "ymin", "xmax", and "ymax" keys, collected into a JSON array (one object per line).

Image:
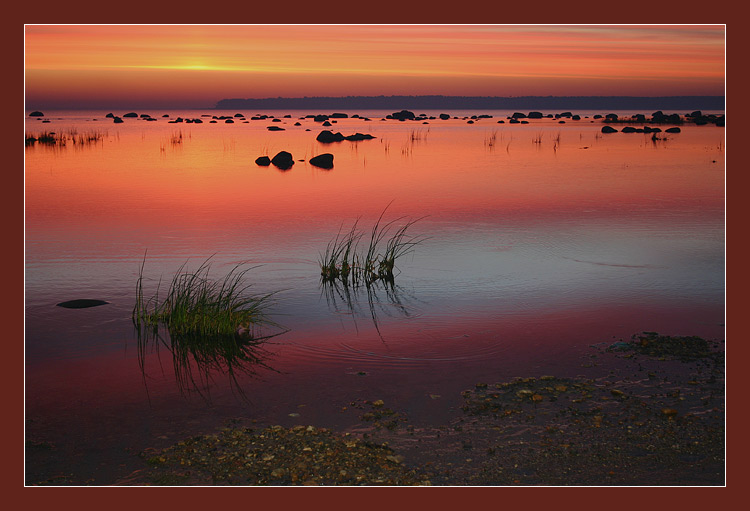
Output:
[{"xmin": 25, "ymin": 109, "xmax": 725, "ymax": 483}]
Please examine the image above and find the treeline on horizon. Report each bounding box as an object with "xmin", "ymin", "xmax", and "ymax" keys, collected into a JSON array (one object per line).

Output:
[{"xmin": 215, "ymin": 95, "xmax": 725, "ymax": 111}]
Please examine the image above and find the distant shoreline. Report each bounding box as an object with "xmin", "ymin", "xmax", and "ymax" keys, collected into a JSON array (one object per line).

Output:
[{"xmin": 215, "ymin": 95, "xmax": 725, "ymax": 111}]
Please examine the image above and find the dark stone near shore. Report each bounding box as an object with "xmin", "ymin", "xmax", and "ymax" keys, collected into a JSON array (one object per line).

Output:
[
  {"xmin": 527, "ymin": 111, "xmax": 543, "ymax": 119},
  {"xmin": 105, "ymin": 113, "xmax": 115, "ymax": 118},
  {"xmin": 665, "ymin": 127, "xmax": 681, "ymax": 133},
  {"xmin": 309, "ymin": 153, "xmax": 334, "ymax": 169},
  {"xmin": 271, "ymin": 151, "xmax": 294, "ymax": 170},
  {"xmin": 267, "ymin": 126, "xmax": 285, "ymax": 131},
  {"xmin": 123, "ymin": 112, "xmax": 138, "ymax": 118},
  {"xmin": 621, "ymin": 126, "xmax": 638, "ymax": 133},
  {"xmin": 391, "ymin": 110, "xmax": 416, "ymax": 120},
  {"xmin": 330, "ymin": 113, "xmax": 348, "ymax": 118},
  {"xmin": 113, "ymin": 117, "xmax": 123, "ymax": 123},
  {"xmin": 294, "ymin": 122, "xmax": 301, "ymax": 126},
  {"xmin": 688, "ymin": 110, "xmax": 702, "ymax": 118},
  {"xmin": 56, "ymin": 299, "xmax": 109, "ymax": 309},
  {"xmin": 511, "ymin": 112, "xmax": 526, "ymax": 119},
  {"xmin": 314, "ymin": 114, "xmax": 329, "ymax": 122},
  {"xmin": 439, "ymin": 113, "xmax": 450, "ymax": 120},
  {"xmin": 255, "ymin": 156, "xmax": 271, "ymax": 166},
  {"xmin": 29, "ymin": 111, "xmax": 45, "ymax": 117},
  {"xmin": 234, "ymin": 113, "xmax": 244, "ymax": 117},
  {"xmin": 605, "ymin": 113, "xmax": 619, "ymax": 121},
  {"xmin": 317, "ymin": 130, "xmax": 344, "ymax": 143},
  {"xmin": 601, "ymin": 126, "xmax": 618, "ymax": 133},
  {"xmin": 345, "ymin": 133, "xmax": 375, "ymax": 141}
]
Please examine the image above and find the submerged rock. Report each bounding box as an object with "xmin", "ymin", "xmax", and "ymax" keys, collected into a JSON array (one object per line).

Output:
[
  {"xmin": 391, "ymin": 110, "xmax": 416, "ymax": 121},
  {"xmin": 56, "ymin": 299, "xmax": 109, "ymax": 309},
  {"xmin": 317, "ymin": 130, "xmax": 345, "ymax": 143},
  {"xmin": 309, "ymin": 153, "xmax": 334, "ymax": 169},
  {"xmin": 255, "ymin": 156, "xmax": 271, "ymax": 166},
  {"xmin": 271, "ymin": 151, "xmax": 294, "ymax": 170},
  {"xmin": 601, "ymin": 126, "xmax": 618, "ymax": 133}
]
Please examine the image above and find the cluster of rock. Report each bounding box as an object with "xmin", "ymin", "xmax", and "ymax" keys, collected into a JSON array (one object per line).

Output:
[
  {"xmin": 316, "ymin": 130, "xmax": 376, "ymax": 143},
  {"xmin": 601, "ymin": 125, "xmax": 682, "ymax": 134},
  {"xmin": 599, "ymin": 110, "xmax": 724, "ymax": 127},
  {"xmin": 255, "ymin": 151, "xmax": 334, "ymax": 170}
]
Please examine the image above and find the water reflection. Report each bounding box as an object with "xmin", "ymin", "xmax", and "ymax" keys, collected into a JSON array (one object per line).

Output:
[
  {"xmin": 321, "ymin": 279, "xmax": 422, "ymax": 338},
  {"xmin": 136, "ymin": 323, "xmax": 282, "ymax": 402}
]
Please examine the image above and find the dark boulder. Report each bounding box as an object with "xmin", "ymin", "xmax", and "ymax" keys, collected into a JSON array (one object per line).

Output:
[
  {"xmin": 271, "ymin": 151, "xmax": 294, "ymax": 170},
  {"xmin": 330, "ymin": 113, "xmax": 348, "ymax": 118},
  {"xmin": 391, "ymin": 110, "xmax": 416, "ymax": 120},
  {"xmin": 605, "ymin": 113, "xmax": 619, "ymax": 121},
  {"xmin": 113, "ymin": 117, "xmax": 124, "ymax": 123},
  {"xmin": 255, "ymin": 156, "xmax": 271, "ymax": 166},
  {"xmin": 105, "ymin": 112, "xmax": 115, "ymax": 118},
  {"xmin": 123, "ymin": 112, "xmax": 138, "ymax": 118},
  {"xmin": 688, "ymin": 110, "xmax": 702, "ymax": 118},
  {"xmin": 322, "ymin": 121, "xmax": 332, "ymax": 126},
  {"xmin": 162, "ymin": 114, "xmax": 170, "ymax": 118},
  {"xmin": 665, "ymin": 127, "xmax": 681, "ymax": 133},
  {"xmin": 314, "ymin": 114, "xmax": 330, "ymax": 122},
  {"xmin": 601, "ymin": 126, "xmax": 618, "ymax": 133},
  {"xmin": 267, "ymin": 126, "xmax": 285, "ymax": 131},
  {"xmin": 56, "ymin": 299, "xmax": 109, "ymax": 309},
  {"xmin": 511, "ymin": 112, "xmax": 527, "ymax": 119},
  {"xmin": 294, "ymin": 122, "xmax": 302, "ymax": 126},
  {"xmin": 621, "ymin": 126, "xmax": 637, "ymax": 133},
  {"xmin": 234, "ymin": 113, "xmax": 244, "ymax": 117},
  {"xmin": 225, "ymin": 119, "xmax": 234, "ymax": 123},
  {"xmin": 716, "ymin": 116, "xmax": 725, "ymax": 127},
  {"xmin": 344, "ymin": 133, "xmax": 375, "ymax": 141},
  {"xmin": 439, "ymin": 113, "xmax": 450, "ymax": 120},
  {"xmin": 632, "ymin": 114, "xmax": 646, "ymax": 122},
  {"xmin": 527, "ymin": 111, "xmax": 543, "ymax": 119},
  {"xmin": 571, "ymin": 115, "xmax": 581, "ymax": 120},
  {"xmin": 309, "ymin": 153, "xmax": 334, "ymax": 169},
  {"xmin": 593, "ymin": 114, "xmax": 603, "ymax": 119},
  {"xmin": 29, "ymin": 111, "xmax": 45, "ymax": 117},
  {"xmin": 272, "ymin": 118, "xmax": 282, "ymax": 122}
]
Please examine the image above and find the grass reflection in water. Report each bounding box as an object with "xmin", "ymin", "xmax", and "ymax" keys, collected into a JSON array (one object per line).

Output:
[{"xmin": 133, "ymin": 256, "xmax": 283, "ymax": 400}]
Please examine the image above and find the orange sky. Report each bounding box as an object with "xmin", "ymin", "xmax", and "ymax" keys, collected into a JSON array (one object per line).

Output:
[{"xmin": 24, "ymin": 25, "xmax": 725, "ymax": 109}]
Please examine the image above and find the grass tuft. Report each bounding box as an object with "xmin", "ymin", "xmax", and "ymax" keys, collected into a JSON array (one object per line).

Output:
[{"xmin": 319, "ymin": 205, "xmax": 426, "ymax": 287}]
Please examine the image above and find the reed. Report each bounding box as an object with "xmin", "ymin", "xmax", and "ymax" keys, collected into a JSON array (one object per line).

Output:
[
  {"xmin": 133, "ymin": 256, "xmax": 273, "ymax": 338},
  {"xmin": 320, "ymin": 206, "xmax": 425, "ymax": 287}
]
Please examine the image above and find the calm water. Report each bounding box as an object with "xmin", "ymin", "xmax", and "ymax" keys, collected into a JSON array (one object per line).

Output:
[{"xmin": 25, "ymin": 109, "xmax": 725, "ymax": 483}]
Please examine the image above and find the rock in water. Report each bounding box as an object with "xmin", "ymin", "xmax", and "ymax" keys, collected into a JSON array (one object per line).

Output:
[
  {"xmin": 255, "ymin": 156, "xmax": 271, "ymax": 166},
  {"xmin": 56, "ymin": 299, "xmax": 109, "ymax": 309},
  {"xmin": 309, "ymin": 153, "xmax": 334, "ymax": 169},
  {"xmin": 271, "ymin": 151, "xmax": 294, "ymax": 170}
]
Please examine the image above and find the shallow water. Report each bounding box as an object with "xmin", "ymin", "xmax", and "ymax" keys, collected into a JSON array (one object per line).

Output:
[{"xmin": 24, "ymin": 109, "xmax": 725, "ymax": 484}]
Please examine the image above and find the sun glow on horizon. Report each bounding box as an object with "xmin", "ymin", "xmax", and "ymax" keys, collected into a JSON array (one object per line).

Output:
[{"xmin": 25, "ymin": 24, "xmax": 725, "ymax": 109}]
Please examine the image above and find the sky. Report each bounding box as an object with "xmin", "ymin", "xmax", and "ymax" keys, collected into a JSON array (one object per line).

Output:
[{"xmin": 24, "ymin": 25, "xmax": 726, "ymax": 110}]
